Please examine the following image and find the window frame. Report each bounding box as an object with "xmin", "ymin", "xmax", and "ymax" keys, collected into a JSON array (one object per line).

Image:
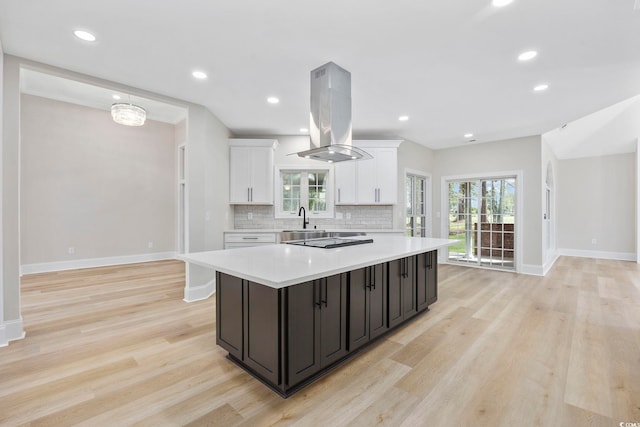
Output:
[
  {"xmin": 405, "ymin": 169, "xmax": 431, "ymax": 237},
  {"xmin": 275, "ymin": 165, "xmax": 334, "ymax": 219}
]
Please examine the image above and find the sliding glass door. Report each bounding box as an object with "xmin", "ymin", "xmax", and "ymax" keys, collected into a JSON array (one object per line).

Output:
[{"xmin": 447, "ymin": 177, "xmax": 516, "ymax": 270}]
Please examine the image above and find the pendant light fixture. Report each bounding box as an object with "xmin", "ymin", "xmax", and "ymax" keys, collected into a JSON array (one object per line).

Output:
[{"xmin": 111, "ymin": 96, "xmax": 146, "ymax": 126}]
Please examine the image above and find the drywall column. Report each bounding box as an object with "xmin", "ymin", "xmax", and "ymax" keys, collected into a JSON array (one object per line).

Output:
[
  {"xmin": 0, "ymin": 44, "xmax": 5, "ymax": 345},
  {"xmin": 183, "ymin": 104, "xmax": 231, "ymax": 301},
  {"xmin": 636, "ymin": 138, "xmax": 640, "ymax": 263},
  {"xmin": 1, "ymin": 55, "xmax": 24, "ymax": 344}
]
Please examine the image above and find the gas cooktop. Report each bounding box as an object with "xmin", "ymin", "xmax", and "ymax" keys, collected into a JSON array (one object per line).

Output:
[{"xmin": 286, "ymin": 237, "xmax": 374, "ymax": 249}]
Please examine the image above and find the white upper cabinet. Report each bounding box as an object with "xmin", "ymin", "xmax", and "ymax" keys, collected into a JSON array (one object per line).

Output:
[
  {"xmin": 334, "ymin": 140, "xmax": 401, "ymax": 205},
  {"xmin": 334, "ymin": 160, "xmax": 357, "ymax": 205},
  {"xmin": 229, "ymin": 139, "xmax": 278, "ymax": 204}
]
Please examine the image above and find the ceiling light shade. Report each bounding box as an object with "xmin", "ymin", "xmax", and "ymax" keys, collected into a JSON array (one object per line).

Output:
[
  {"xmin": 111, "ymin": 103, "xmax": 146, "ymax": 126},
  {"xmin": 533, "ymin": 84, "xmax": 549, "ymax": 92}
]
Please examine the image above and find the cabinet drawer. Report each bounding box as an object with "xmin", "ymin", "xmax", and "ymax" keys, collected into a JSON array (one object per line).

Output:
[{"xmin": 224, "ymin": 233, "xmax": 277, "ymax": 248}]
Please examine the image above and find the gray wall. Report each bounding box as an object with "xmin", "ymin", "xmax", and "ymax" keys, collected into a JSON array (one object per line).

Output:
[
  {"xmin": 0, "ymin": 41, "xmax": 5, "ymax": 336},
  {"xmin": 20, "ymin": 94, "xmax": 177, "ymax": 265},
  {"xmin": 432, "ymin": 136, "xmax": 543, "ymax": 270},
  {"xmin": 557, "ymin": 153, "xmax": 636, "ymax": 255}
]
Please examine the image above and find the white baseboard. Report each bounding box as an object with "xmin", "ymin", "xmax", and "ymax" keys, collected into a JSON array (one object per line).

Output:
[
  {"xmin": 543, "ymin": 253, "xmax": 560, "ymax": 276},
  {"xmin": 183, "ymin": 278, "xmax": 215, "ymax": 303},
  {"xmin": 0, "ymin": 318, "xmax": 25, "ymax": 347},
  {"xmin": 521, "ymin": 264, "xmax": 544, "ymax": 276},
  {"xmin": 556, "ymin": 248, "xmax": 636, "ymax": 261},
  {"xmin": 20, "ymin": 252, "xmax": 177, "ymax": 275}
]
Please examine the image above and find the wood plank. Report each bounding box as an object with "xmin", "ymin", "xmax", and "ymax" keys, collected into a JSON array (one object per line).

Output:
[{"xmin": 0, "ymin": 258, "xmax": 637, "ymax": 426}]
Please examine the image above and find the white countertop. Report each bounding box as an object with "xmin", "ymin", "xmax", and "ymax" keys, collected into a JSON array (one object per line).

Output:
[
  {"xmin": 180, "ymin": 236, "xmax": 456, "ymax": 289},
  {"xmin": 224, "ymin": 229, "xmax": 406, "ymax": 233}
]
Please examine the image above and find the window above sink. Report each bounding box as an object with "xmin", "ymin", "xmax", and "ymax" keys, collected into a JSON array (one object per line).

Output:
[{"xmin": 275, "ymin": 166, "xmax": 335, "ymax": 219}]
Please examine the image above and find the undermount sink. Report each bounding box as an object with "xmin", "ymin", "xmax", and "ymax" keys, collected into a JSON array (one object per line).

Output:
[
  {"xmin": 280, "ymin": 230, "xmax": 366, "ymax": 242},
  {"xmin": 280, "ymin": 230, "xmax": 328, "ymax": 242}
]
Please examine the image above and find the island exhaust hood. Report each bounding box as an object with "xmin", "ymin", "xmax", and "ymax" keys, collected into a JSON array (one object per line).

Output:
[{"xmin": 296, "ymin": 62, "xmax": 372, "ymax": 162}]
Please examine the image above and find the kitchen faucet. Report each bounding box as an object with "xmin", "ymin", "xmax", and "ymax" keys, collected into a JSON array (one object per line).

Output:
[{"xmin": 298, "ymin": 206, "xmax": 309, "ymax": 229}]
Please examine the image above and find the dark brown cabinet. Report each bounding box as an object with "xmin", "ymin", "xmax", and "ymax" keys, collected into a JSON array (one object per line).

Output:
[
  {"xmin": 216, "ymin": 273, "xmax": 281, "ymax": 384},
  {"xmin": 286, "ymin": 274, "xmax": 348, "ymax": 387},
  {"xmin": 388, "ymin": 256, "xmax": 417, "ymax": 328},
  {"xmin": 416, "ymin": 250, "xmax": 437, "ymax": 312},
  {"xmin": 215, "ymin": 250, "xmax": 438, "ymax": 397},
  {"xmin": 348, "ymin": 263, "xmax": 387, "ymax": 351}
]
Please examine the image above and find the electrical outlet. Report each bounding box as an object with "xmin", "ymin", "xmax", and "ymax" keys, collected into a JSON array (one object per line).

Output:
[
  {"xmin": 148, "ymin": 241, "xmax": 154, "ymax": 248},
  {"xmin": 68, "ymin": 247, "xmax": 75, "ymax": 255},
  {"xmin": 248, "ymin": 212, "xmax": 253, "ymax": 220},
  {"xmin": 591, "ymin": 238, "xmax": 597, "ymax": 245}
]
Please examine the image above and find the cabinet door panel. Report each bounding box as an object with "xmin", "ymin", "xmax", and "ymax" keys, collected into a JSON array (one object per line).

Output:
[
  {"xmin": 426, "ymin": 251, "xmax": 438, "ymax": 306},
  {"xmin": 388, "ymin": 259, "xmax": 403, "ymax": 328},
  {"xmin": 375, "ymin": 148, "xmax": 397, "ymax": 204},
  {"xmin": 229, "ymin": 147, "xmax": 251, "ymax": 203},
  {"xmin": 348, "ymin": 268, "xmax": 369, "ymax": 351},
  {"xmin": 244, "ymin": 282, "xmax": 279, "ymax": 384},
  {"xmin": 335, "ymin": 161, "xmax": 357, "ymax": 205},
  {"xmin": 216, "ymin": 273, "xmax": 243, "ymax": 360},
  {"xmin": 249, "ymin": 148, "xmax": 274, "ymax": 204},
  {"xmin": 402, "ymin": 256, "xmax": 417, "ymax": 319},
  {"xmin": 369, "ymin": 263, "xmax": 388, "ymax": 339},
  {"xmin": 356, "ymin": 157, "xmax": 377, "ymax": 204},
  {"xmin": 320, "ymin": 274, "xmax": 348, "ymax": 367},
  {"xmin": 287, "ymin": 281, "xmax": 320, "ymax": 386},
  {"xmin": 416, "ymin": 252, "xmax": 429, "ymax": 312}
]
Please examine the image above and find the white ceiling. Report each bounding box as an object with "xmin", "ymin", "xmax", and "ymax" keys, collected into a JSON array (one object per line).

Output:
[
  {"xmin": 20, "ymin": 69, "xmax": 187, "ymax": 124},
  {"xmin": 1, "ymin": 0, "xmax": 640, "ymax": 155}
]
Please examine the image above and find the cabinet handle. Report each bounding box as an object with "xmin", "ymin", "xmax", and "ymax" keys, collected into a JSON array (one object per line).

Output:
[
  {"xmin": 242, "ymin": 237, "xmax": 259, "ymax": 240},
  {"xmin": 250, "ymin": 187, "xmax": 253, "ymax": 202},
  {"xmin": 247, "ymin": 188, "xmax": 250, "ymax": 202},
  {"xmin": 314, "ymin": 281, "xmax": 321, "ymax": 308},
  {"xmin": 321, "ymin": 281, "xmax": 327, "ymax": 307},
  {"xmin": 371, "ymin": 266, "xmax": 376, "ymax": 290}
]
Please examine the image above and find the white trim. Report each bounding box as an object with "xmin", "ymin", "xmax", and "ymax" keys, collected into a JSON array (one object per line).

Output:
[
  {"xmin": 229, "ymin": 138, "xmax": 278, "ymax": 149},
  {"xmin": 183, "ymin": 278, "xmax": 215, "ymax": 302},
  {"xmin": 543, "ymin": 252, "xmax": 560, "ymax": 276},
  {"xmin": 556, "ymin": 248, "xmax": 636, "ymax": 261},
  {"xmin": 20, "ymin": 252, "xmax": 177, "ymax": 275},
  {"xmin": 0, "ymin": 318, "xmax": 25, "ymax": 346},
  {"xmin": 404, "ymin": 168, "xmax": 432, "ymax": 237},
  {"xmin": 440, "ymin": 170, "xmax": 524, "ymax": 273},
  {"xmin": 521, "ymin": 264, "xmax": 544, "ymax": 276},
  {"xmin": 274, "ymin": 165, "xmax": 335, "ymax": 219}
]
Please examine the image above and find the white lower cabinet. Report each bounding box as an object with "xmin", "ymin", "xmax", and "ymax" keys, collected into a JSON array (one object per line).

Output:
[{"xmin": 224, "ymin": 232, "xmax": 277, "ymax": 249}]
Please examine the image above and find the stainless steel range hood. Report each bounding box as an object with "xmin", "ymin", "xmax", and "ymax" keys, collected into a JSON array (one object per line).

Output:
[{"xmin": 297, "ymin": 62, "xmax": 372, "ymax": 162}]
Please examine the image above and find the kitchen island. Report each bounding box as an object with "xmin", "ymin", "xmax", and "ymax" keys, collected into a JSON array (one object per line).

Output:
[{"xmin": 181, "ymin": 235, "xmax": 455, "ymax": 397}]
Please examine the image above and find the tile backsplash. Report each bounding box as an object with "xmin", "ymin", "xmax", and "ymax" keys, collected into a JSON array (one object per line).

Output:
[{"xmin": 234, "ymin": 205, "xmax": 394, "ymax": 230}]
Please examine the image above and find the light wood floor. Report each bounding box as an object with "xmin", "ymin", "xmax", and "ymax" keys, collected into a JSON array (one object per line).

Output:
[{"xmin": 2, "ymin": 257, "xmax": 639, "ymax": 426}]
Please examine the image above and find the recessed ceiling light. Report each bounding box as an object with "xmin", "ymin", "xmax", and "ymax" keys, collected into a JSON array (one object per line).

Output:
[
  {"xmin": 398, "ymin": 115, "xmax": 409, "ymax": 121},
  {"xmin": 492, "ymin": 0, "xmax": 513, "ymax": 7},
  {"xmin": 327, "ymin": 160, "xmax": 334, "ymax": 164},
  {"xmin": 300, "ymin": 127, "xmax": 309, "ymax": 133},
  {"xmin": 267, "ymin": 97, "xmax": 280, "ymax": 104},
  {"xmin": 518, "ymin": 50, "xmax": 538, "ymax": 61},
  {"xmin": 533, "ymin": 84, "xmax": 549, "ymax": 92},
  {"xmin": 464, "ymin": 133, "xmax": 473, "ymax": 138},
  {"xmin": 112, "ymin": 94, "xmax": 121, "ymax": 100},
  {"xmin": 192, "ymin": 71, "xmax": 207, "ymax": 80},
  {"xmin": 73, "ymin": 30, "xmax": 96, "ymax": 42}
]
